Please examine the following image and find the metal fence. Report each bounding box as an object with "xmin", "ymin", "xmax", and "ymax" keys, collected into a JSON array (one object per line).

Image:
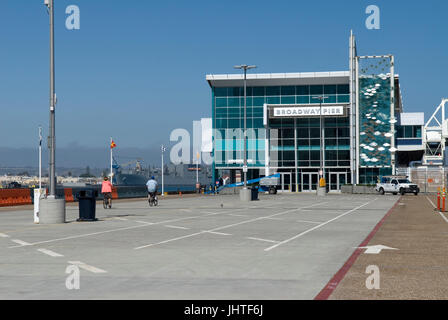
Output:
[{"xmin": 396, "ymin": 167, "xmax": 447, "ymax": 193}]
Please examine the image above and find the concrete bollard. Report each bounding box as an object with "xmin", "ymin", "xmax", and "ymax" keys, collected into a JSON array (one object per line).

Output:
[
  {"xmin": 39, "ymin": 197, "xmax": 66, "ymax": 224},
  {"xmin": 240, "ymin": 188, "xmax": 252, "ymax": 202}
]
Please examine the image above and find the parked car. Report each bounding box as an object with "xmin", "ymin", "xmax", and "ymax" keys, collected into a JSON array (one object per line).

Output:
[
  {"xmin": 7, "ymin": 181, "xmax": 22, "ymax": 189},
  {"xmin": 375, "ymin": 176, "xmax": 420, "ymax": 195}
]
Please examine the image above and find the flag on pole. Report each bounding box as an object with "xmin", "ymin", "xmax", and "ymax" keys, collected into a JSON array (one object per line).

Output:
[{"xmin": 110, "ymin": 140, "xmax": 117, "ymax": 149}]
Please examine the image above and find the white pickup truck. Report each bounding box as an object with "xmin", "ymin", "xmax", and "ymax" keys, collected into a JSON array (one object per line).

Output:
[{"xmin": 375, "ymin": 176, "xmax": 420, "ymax": 196}]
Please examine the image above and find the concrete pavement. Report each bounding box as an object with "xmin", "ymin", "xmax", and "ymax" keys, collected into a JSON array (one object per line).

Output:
[{"xmin": 0, "ymin": 193, "xmax": 398, "ymax": 299}]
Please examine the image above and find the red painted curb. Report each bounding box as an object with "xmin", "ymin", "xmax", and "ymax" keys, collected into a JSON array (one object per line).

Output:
[{"xmin": 314, "ymin": 197, "xmax": 401, "ymax": 300}]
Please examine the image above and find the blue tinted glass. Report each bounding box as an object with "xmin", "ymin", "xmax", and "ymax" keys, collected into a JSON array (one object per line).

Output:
[
  {"xmin": 266, "ymin": 86, "xmax": 280, "ymax": 96},
  {"xmin": 310, "ymin": 85, "xmax": 323, "ymax": 95},
  {"xmin": 229, "ymin": 87, "xmax": 241, "ymax": 96},
  {"xmin": 253, "ymin": 87, "xmax": 265, "ymax": 96},
  {"xmin": 214, "ymin": 88, "xmax": 227, "ymax": 97},
  {"xmin": 324, "ymin": 85, "xmax": 336, "ymax": 95},
  {"xmin": 253, "ymin": 97, "xmax": 265, "ymax": 106},
  {"xmin": 241, "ymin": 97, "xmax": 253, "ymax": 106},
  {"xmin": 325, "ymin": 95, "xmax": 337, "ymax": 103},
  {"xmin": 337, "ymin": 84, "xmax": 350, "ymax": 94},
  {"xmin": 267, "ymin": 97, "xmax": 280, "ymax": 104},
  {"xmin": 296, "ymin": 96, "xmax": 310, "ymax": 104},
  {"xmin": 215, "ymin": 108, "xmax": 227, "ymax": 118},
  {"xmin": 228, "ymin": 97, "xmax": 240, "ymax": 107},
  {"xmin": 216, "ymin": 98, "xmax": 227, "ymax": 107},
  {"xmin": 253, "ymin": 118, "xmax": 263, "ymax": 128},
  {"xmin": 337, "ymin": 95, "xmax": 350, "ymax": 103},
  {"xmin": 310, "ymin": 96, "xmax": 321, "ymax": 104},
  {"xmin": 281, "ymin": 96, "xmax": 295, "ymax": 104},
  {"xmin": 297, "ymin": 86, "xmax": 310, "ymax": 95},
  {"xmin": 281, "ymin": 86, "xmax": 295, "ymax": 96}
]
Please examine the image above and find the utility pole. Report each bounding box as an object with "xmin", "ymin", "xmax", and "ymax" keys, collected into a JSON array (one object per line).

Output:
[
  {"xmin": 40, "ymin": 0, "xmax": 66, "ymax": 224},
  {"xmin": 161, "ymin": 145, "xmax": 166, "ymax": 196},
  {"xmin": 313, "ymin": 95, "xmax": 329, "ymax": 196},
  {"xmin": 234, "ymin": 65, "xmax": 257, "ymax": 189},
  {"xmin": 39, "ymin": 126, "xmax": 42, "ymax": 190},
  {"xmin": 47, "ymin": 0, "xmax": 56, "ymax": 198}
]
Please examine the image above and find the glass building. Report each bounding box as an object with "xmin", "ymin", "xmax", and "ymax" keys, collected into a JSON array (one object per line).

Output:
[{"xmin": 206, "ymin": 33, "xmax": 420, "ymax": 192}]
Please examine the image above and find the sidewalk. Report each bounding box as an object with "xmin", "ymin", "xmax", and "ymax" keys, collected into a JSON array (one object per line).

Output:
[{"xmin": 328, "ymin": 194, "xmax": 448, "ymax": 300}]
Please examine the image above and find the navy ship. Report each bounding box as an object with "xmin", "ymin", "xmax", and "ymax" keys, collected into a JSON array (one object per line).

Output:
[{"xmin": 112, "ymin": 158, "xmax": 212, "ymax": 192}]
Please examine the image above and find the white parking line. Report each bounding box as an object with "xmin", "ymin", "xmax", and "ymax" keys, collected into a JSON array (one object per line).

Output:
[
  {"xmin": 8, "ymin": 207, "xmax": 253, "ymax": 248},
  {"xmin": 135, "ymin": 202, "xmax": 327, "ymax": 250},
  {"xmin": 262, "ymin": 217, "xmax": 284, "ymax": 221},
  {"xmin": 37, "ymin": 248, "xmax": 64, "ymax": 257},
  {"xmin": 164, "ymin": 225, "xmax": 189, "ymax": 230},
  {"xmin": 264, "ymin": 200, "xmax": 375, "ymax": 252},
  {"xmin": 203, "ymin": 231, "xmax": 231, "ymax": 236},
  {"xmin": 114, "ymin": 217, "xmax": 128, "ymax": 221},
  {"xmin": 247, "ymin": 237, "xmax": 279, "ymax": 244},
  {"xmin": 228, "ymin": 214, "xmax": 248, "ymax": 218},
  {"xmin": 11, "ymin": 239, "xmax": 31, "ymax": 246},
  {"xmin": 426, "ymin": 196, "xmax": 448, "ymax": 223},
  {"xmin": 426, "ymin": 196, "xmax": 436, "ymax": 208},
  {"xmin": 135, "ymin": 221, "xmax": 155, "ymax": 225},
  {"xmin": 0, "ymin": 233, "xmax": 10, "ymax": 238},
  {"xmin": 135, "ymin": 231, "xmax": 205, "ymax": 250},
  {"xmin": 68, "ymin": 261, "xmax": 107, "ymax": 274},
  {"xmin": 296, "ymin": 219, "xmax": 323, "ymax": 224}
]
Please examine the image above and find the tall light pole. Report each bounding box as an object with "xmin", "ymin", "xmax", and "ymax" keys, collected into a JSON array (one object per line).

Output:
[
  {"xmin": 39, "ymin": 0, "xmax": 65, "ymax": 225},
  {"xmin": 45, "ymin": 0, "xmax": 56, "ymax": 198},
  {"xmin": 313, "ymin": 96, "xmax": 329, "ymax": 182},
  {"xmin": 234, "ymin": 65, "xmax": 256, "ymax": 189},
  {"xmin": 161, "ymin": 145, "xmax": 166, "ymax": 196},
  {"xmin": 39, "ymin": 126, "xmax": 43, "ymax": 190}
]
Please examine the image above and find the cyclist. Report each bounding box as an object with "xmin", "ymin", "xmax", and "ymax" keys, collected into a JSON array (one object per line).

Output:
[
  {"xmin": 146, "ymin": 176, "xmax": 158, "ymax": 204},
  {"xmin": 101, "ymin": 176, "xmax": 113, "ymax": 208}
]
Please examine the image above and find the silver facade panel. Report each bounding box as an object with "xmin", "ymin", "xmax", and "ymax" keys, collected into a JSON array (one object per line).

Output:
[{"xmin": 207, "ymin": 71, "xmax": 350, "ymax": 87}]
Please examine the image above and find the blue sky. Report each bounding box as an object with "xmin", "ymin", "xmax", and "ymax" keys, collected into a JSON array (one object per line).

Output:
[{"xmin": 1, "ymin": 0, "xmax": 447, "ymax": 150}]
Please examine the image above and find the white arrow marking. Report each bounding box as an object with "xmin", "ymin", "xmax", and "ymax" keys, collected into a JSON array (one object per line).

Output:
[{"xmin": 358, "ymin": 245, "xmax": 398, "ymax": 254}]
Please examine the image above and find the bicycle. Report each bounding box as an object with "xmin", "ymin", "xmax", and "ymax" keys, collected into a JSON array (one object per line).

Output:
[
  {"xmin": 103, "ymin": 193, "xmax": 112, "ymax": 209},
  {"xmin": 148, "ymin": 192, "xmax": 158, "ymax": 207}
]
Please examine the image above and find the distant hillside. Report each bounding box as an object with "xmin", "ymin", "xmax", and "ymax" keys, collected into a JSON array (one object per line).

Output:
[{"xmin": 0, "ymin": 146, "xmax": 162, "ymax": 169}]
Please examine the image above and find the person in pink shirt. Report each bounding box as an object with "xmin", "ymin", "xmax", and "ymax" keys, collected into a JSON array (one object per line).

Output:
[{"xmin": 101, "ymin": 177, "xmax": 113, "ymax": 208}]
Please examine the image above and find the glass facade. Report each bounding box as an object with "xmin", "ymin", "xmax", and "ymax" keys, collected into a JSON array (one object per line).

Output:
[
  {"xmin": 269, "ymin": 117, "xmax": 350, "ymax": 168},
  {"xmin": 396, "ymin": 125, "xmax": 422, "ymax": 138},
  {"xmin": 213, "ymin": 84, "xmax": 350, "ymax": 169},
  {"xmin": 210, "ymin": 71, "xmax": 401, "ymax": 189}
]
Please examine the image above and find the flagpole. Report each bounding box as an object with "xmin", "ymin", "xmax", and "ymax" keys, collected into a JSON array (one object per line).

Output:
[
  {"xmin": 39, "ymin": 126, "xmax": 42, "ymax": 190},
  {"xmin": 196, "ymin": 151, "xmax": 199, "ymax": 185},
  {"xmin": 110, "ymin": 137, "xmax": 113, "ymax": 184},
  {"xmin": 161, "ymin": 145, "xmax": 165, "ymax": 197}
]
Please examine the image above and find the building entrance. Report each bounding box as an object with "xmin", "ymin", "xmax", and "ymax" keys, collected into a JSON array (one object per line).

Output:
[
  {"xmin": 279, "ymin": 172, "xmax": 292, "ymax": 192},
  {"xmin": 328, "ymin": 172, "xmax": 347, "ymax": 192},
  {"xmin": 301, "ymin": 172, "xmax": 319, "ymax": 192}
]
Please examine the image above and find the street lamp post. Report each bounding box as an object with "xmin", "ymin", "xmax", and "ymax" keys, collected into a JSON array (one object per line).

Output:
[
  {"xmin": 161, "ymin": 145, "xmax": 166, "ymax": 197},
  {"xmin": 234, "ymin": 65, "xmax": 256, "ymax": 190},
  {"xmin": 47, "ymin": 0, "xmax": 56, "ymax": 198},
  {"xmin": 39, "ymin": 0, "xmax": 66, "ymax": 224},
  {"xmin": 313, "ymin": 96, "xmax": 329, "ymax": 190}
]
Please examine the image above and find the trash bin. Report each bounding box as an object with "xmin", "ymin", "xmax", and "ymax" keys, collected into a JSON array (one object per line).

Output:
[
  {"xmin": 76, "ymin": 189, "xmax": 98, "ymax": 222},
  {"xmin": 251, "ymin": 186, "xmax": 259, "ymax": 201}
]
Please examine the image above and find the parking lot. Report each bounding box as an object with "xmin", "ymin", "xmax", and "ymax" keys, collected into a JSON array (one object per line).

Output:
[{"xmin": 0, "ymin": 193, "xmax": 398, "ymax": 299}]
